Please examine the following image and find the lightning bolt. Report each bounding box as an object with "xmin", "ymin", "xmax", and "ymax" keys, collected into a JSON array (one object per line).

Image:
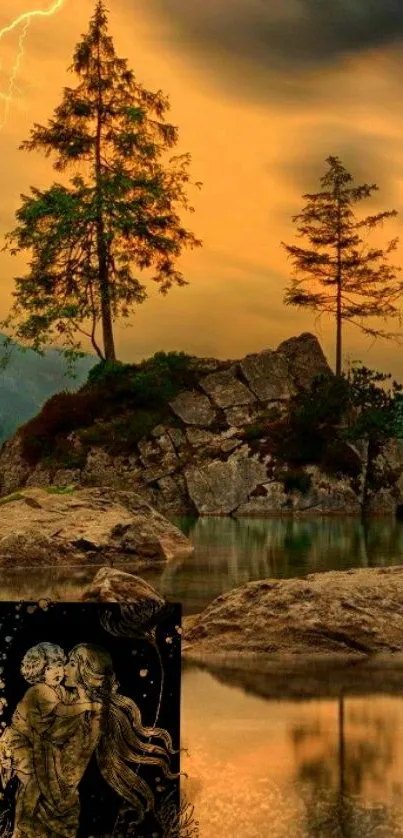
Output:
[{"xmin": 0, "ymin": 0, "xmax": 66, "ymax": 132}]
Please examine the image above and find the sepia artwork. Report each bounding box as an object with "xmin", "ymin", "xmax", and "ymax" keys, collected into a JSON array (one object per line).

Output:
[{"xmin": 0, "ymin": 600, "xmax": 181, "ymax": 838}]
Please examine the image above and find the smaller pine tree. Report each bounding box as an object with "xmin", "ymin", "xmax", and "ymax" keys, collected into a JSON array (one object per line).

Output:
[{"xmin": 282, "ymin": 156, "xmax": 402, "ymax": 375}]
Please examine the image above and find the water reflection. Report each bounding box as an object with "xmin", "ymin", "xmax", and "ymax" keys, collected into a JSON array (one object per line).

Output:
[
  {"xmin": 0, "ymin": 563, "xmax": 142, "ymax": 601},
  {"xmin": 182, "ymin": 666, "xmax": 403, "ymax": 837},
  {"xmin": 141, "ymin": 515, "xmax": 403, "ymax": 614},
  {"xmin": 1, "ymin": 516, "xmax": 403, "ymax": 615}
]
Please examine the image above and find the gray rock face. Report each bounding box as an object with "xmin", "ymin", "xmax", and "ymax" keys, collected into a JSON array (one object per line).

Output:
[
  {"xmin": 277, "ymin": 332, "xmax": 331, "ymax": 389},
  {"xmin": 0, "ymin": 435, "xmax": 32, "ymax": 496},
  {"xmin": 169, "ymin": 390, "xmax": 216, "ymax": 426},
  {"xmin": 240, "ymin": 350, "xmax": 294, "ymax": 401},
  {"xmin": 182, "ymin": 565, "xmax": 403, "ymax": 662},
  {"xmin": 223, "ymin": 404, "xmax": 266, "ymax": 428},
  {"xmin": 234, "ymin": 468, "xmax": 361, "ymax": 516},
  {"xmin": 200, "ymin": 369, "xmax": 255, "ymax": 408},
  {"xmin": 186, "ymin": 428, "xmax": 214, "ymax": 447},
  {"xmin": 185, "ymin": 451, "xmax": 267, "ymax": 514},
  {"xmin": 365, "ymin": 438, "xmax": 403, "ymax": 514},
  {"xmin": 0, "ymin": 486, "xmax": 193, "ymax": 567}
]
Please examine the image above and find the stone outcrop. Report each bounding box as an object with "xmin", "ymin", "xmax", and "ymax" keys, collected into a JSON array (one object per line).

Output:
[
  {"xmin": 235, "ymin": 466, "xmax": 361, "ymax": 516},
  {"xmin": 185, "ymin": 449, "xmax": 267, "ymax": 515},
  {"xmin": 277, "ymin": 332, "xmax": 331, "ymax": 389},
  {"xmin": 364, "ymin": 438, "xmax": 403, "ymax": 514},
  {"xmin": 240, "ymin": 349, "xmax": 294, "ymax": 401},
  {"xmin": 0, "ymin": 486, "xmax": 193, "ymax": 567},
  {"xmin": 199, "ymin": 369, "xmax": 256, "ymax": 408},
  {"xmin": 1, "ymin": 332, "xmax": 402, "ymax": 517},
  {"xmin": 169, "ymin": 391, "xmax": 217, "ymax": 426},
  {"xmin": 182, "ymin": 565, "xmax": 403, "ymax": 663}
]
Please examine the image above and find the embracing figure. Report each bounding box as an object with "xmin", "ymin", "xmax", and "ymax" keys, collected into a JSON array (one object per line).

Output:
[{"xmin": 0, "ymin": 642, "xmax": 177, "ymax": 837}]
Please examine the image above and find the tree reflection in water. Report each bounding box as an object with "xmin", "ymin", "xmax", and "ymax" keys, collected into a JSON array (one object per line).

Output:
[{"xmin": 291, "ymin": 693, "xmax": 397, "ymax": 837}]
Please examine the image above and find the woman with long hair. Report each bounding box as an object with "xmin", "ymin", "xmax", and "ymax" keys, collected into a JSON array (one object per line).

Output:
[{"xmin": 20, "ymin": 643, "xmax": 178, "ymax": 837}]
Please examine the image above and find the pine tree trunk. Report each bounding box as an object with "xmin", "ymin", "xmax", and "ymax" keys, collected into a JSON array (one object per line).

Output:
[
  {"xmin": 98, "ymin": 235, "xmax": 116, "ymax": 361},
  {"xmin": 336, "ymin": 281, "xmax": 342, "ymax": 377},
  {"xmin": 335, "ymin": 192, "xmax": 342, "ymax": 377},
  {"xmin": 95, "ymin": 28, "xmax": 116, "ymax": 362}
]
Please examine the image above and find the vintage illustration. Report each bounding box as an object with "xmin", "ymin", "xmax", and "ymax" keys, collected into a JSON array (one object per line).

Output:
[{"xmin": 0, "ymin": 601, "xmax": 181, "ymax": 837}]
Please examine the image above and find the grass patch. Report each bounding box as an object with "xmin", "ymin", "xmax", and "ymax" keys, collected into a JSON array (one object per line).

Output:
[
  {"xmin": 0, "ymin": 491, "xmax": 24, "ymax": 505},
  {"xmin": 45, "ymin": 484, "xmax": 77, "ymax": 495}
]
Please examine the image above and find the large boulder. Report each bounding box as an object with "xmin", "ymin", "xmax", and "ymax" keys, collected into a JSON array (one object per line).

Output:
[
  {"xmin": 185, "ymin": 449, "xmax": 267, "ymax": 514},
  {"xmin": 199, "ymin": 369, "xmax": 256, "ymax": 409},
  {"xmin": 239, "ymin": 350, "xmax": 293, "ymax": 401},
  {"xmin": 169, "ymin": 390, "xmax": 217, "ymax": 426},
  {"xmin": 277, "ymin": 332, "xmax": 332, "ymax": 389},
  {"xmin": 0, "ymin": 486, "xmax": 193, "ymax": 567},
  {"xmin": 182, "ymin": 565, "xmax": 403, "ymax": 663},
  {"xmin": 82, "ymin": 567, "xmax": 165, "ymax": 603}
]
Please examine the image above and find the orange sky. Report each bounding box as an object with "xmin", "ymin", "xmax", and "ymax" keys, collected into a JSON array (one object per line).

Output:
[{"xmin": 1, "ymin": 0, "xmax": 403, "ymax": 377}]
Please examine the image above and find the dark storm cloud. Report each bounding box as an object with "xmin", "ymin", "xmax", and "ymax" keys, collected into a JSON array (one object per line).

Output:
[
  {"xmin": 279, "ymin": 125, "xmax": 402, "ymax": 204},
  {"xmin": 146, "ymin": 0, "xmax": 403, "ymax": 70},
  {"xmin": 276, "ymin": 124, "xmax": 403, "ymax": 230},
  {"xmin": 134, "ymin": 0, "xmax": 403, "ymax": 103}
]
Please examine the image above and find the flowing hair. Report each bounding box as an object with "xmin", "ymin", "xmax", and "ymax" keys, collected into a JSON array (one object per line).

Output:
[{"xmin": 68, "ymin": 643, "xmax": 178, "ymax": 823}]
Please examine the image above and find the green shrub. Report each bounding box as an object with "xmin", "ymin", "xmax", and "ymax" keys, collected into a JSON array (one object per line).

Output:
[
  {"xmin": 79, "ymin": 409, "xmax": 164, "ymax": 454},
  {"xmin": 281, "ymin": 469, "xmax": 312, "ymax": 495},
  {"xmin": 273, "ymin": 420, "xmax": 325, "ymax": 465},
  {"xmin": 243, "ymin": 423, "xmax": 267, "ymax": 441},
  {"xmin": 20, "ymin": 390, "xmax": 102, "ymax": 465},
  {"xmin": 87, "ymin": 359, "xmax": 133, "ymax": 387},
  {"xmin": 108, "ymin": 411, "xmax": 165, "ymax": 454},
  {"xmin": 20, "ymin": 350, "xmax": 195, "ymax": 466},
  {"xmin": 321, "ymin": 440, "xmax": 362, "ymax": 478},
  {"xmin": 130, "ymin": 351, "xmax": 195, "ymax": 407}
]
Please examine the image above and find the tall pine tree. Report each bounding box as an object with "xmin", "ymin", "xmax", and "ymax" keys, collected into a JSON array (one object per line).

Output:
[
  {"xmin": 2, "ymin": 1, "xmax": 202, "ymax": 361},
  {"xmin": 282, "ymin": 156, "xmax": 402, "ymax": 375}
]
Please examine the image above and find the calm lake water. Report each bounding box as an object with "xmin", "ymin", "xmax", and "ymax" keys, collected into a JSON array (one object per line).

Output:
[{"xmin": 2, "ymin": 514, "xmax": 403, "ymax": 837}]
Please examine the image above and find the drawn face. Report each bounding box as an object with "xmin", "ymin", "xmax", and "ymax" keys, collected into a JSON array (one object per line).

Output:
[
  {"xmin": 64, "ymin": 657, "xmax": 79, "ymax": 688},
  {"xmin": 44, "ymin": 660, "xmax": 65, "ymax": 688}
]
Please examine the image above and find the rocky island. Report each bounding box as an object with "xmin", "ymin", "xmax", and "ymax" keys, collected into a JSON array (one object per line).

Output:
[{"xmin": 1, "ymin": 332, "xmax": 402, "ymax": 517}]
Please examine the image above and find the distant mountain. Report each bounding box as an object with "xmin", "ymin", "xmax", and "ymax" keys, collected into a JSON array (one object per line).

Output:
[{"xmin": 0, "ymin": 335, "xmax": 97, "ymax": 444}]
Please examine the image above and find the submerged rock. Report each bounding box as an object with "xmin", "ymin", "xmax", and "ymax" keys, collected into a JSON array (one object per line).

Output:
[{"xmin": 0, "ymin": 486, "xmax": 194, "ymax": 567}]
